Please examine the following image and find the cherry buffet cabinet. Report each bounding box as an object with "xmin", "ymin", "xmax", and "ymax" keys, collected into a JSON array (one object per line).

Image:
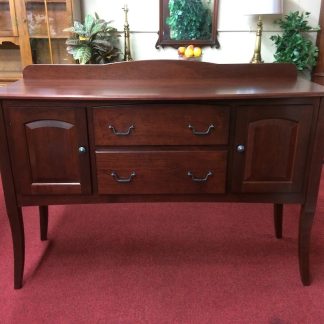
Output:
[{"xmin": 0, "ymin": 60, "xmax": 324, "ymax": 289}]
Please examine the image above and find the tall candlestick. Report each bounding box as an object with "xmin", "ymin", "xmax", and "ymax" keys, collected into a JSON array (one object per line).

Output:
[{"xmin": 122, "ymin": 4, "xmax": 133, "ymax": 61}]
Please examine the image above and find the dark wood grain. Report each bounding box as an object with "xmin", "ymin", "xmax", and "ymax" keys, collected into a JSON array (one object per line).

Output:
[
  {"xmin": 21, "ymin": 61, "xmax": 297, "ymax": 80},
  {"xmin": 0, "ymin": 78, "xmax": 323, "ymax": 101},
  {"xmin": 16, "ymin": 192, "xmax": 306, "ymax": 206},
  {"xmin": 2, "ymin": 61, "xmax": 324, "ymax": 102},
  {"xmin": 93, "ymin": 104, "xmax": 229, "ymax": 146},
  {"xmin": 3, "ymin": 103, "xmax": 92, "ymax": 195},
  {"xmin": 298, "ymin": 98, "xmax": 324, "ymax": 285},
  {"xmin": 96, "ymin": 150, "xmax": 227, "ymax": 194},
  {"xmin": 0, "ymin": 61, "xmax": 324, "ymax": 288},
  {"xmin": 232, "ymin": 103, "xmax": 314, "ymax": 193},
  {"xmin": 0, "ymin": 103, "xmax": 25, "ymax": 289}
]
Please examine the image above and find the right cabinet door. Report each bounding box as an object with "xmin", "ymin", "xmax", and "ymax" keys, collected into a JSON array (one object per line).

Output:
[{"xmin": 232, "ymin": 103, "xmax": 314, "ymax": 193}]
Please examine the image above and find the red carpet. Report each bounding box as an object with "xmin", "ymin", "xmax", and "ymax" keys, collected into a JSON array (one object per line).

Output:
[{"xmin": 0, "ymin": 167, "xmax": 323, "ymax": 323}]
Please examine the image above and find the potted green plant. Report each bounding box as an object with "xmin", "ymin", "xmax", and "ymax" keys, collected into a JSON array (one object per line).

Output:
[
  {"xmin": 64, "ymin": 13, "xmax": 120, "ymax": 64},
  {"xmin": 166, "ymin": 0, "xmax": 212, "ymax": 40},
  {"xmin": 270, "ymin": 11, "xmax": 319, "ymax": 71}
]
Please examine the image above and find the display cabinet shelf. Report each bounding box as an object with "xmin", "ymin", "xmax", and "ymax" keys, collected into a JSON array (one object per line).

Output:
[
  {"xmin": 29, "ymin": 35, "xmax": 70, "ymax": 39},
  {"xmin": 0, "ymin": 36, "xmax": 20, "ymax": 45},
  {"xmin": 26, "ymin": 0, "xmax": 69, "ymax": 3},
  {"xmin": 0, "ymin": 71, "xmax": 22, "ymax": 81}
]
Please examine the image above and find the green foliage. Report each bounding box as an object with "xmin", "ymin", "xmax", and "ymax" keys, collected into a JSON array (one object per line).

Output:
[
  {"xmin": 166, "ymin": 0, "xmax": 212, "ymax": 40},
  {"xmin": 64, "ymin": 13, "xmax": 120, "ymax": 64},
  {"xmin": 270, "ymin": 11, "xmax": 319, "ymax": 71}
]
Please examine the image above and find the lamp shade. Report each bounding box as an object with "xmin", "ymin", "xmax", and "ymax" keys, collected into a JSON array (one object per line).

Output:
[{"xmin": 244, "ymin": 0, "xmax": 283, "ymax": 15}]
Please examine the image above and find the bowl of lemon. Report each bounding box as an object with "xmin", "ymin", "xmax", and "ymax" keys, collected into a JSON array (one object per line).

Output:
[{"xmin": 178, "ymin": 45, "xmax": 202, "ymax": 60}]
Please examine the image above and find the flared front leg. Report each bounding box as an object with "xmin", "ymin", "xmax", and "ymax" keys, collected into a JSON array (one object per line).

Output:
[
  {"xmin": 298, "ymin": 205, "xmax": 316, "ymax": 286},
  {"xmin": 7, "ymin": 206, "xmax": 25, "ymax": 289}
]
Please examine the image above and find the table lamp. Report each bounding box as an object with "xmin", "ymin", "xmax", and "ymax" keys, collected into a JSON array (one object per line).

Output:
[{"xmin": 245, "ymin": 0, "xmax": 283, "ymax": 63}]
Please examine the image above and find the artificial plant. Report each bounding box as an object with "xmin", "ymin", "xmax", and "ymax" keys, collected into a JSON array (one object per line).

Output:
[
  {"xmin": 64, "ymin": 13, "xmax": 120, "ymax": 64},
  {"xmin": 166, "ymin": 0, "xmax": 212, "ymax": 40},
  {"xmin": 270, "ymin": 11, "xmax": 319, "ymax": 71}
]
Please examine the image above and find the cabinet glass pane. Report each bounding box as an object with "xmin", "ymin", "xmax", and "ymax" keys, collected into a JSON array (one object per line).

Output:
[
  {"xmin": 52, "ymin": 39, "xmax": 73, "ymax": 63},
  {"xmin": 26, "ymin": 1, "xmax": 70, "ymax": 38},
  {"xmin": 0, "ymin": 0, "xmax": 14, "ymax": 35},
  {"xmin": 30, "ymin": 38, "xmax": 73, "ymax": 64},
  {"xmin": 0, "ymin": 43, "xmax": 22, "ymax": 85}
]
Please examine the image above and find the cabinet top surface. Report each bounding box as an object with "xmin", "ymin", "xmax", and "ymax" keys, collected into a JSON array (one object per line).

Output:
[{"xmin": 1, "ymin": 60, "xmax": 324, "ymax": 101}]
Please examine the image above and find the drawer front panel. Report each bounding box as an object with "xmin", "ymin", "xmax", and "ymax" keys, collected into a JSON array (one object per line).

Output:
[
  {"xmin": 96, "ymin": 150, "xmax": 227, "ymax": 194},
  {"xmin": 93, "ymin": 105, "xmax": 229, "ymax": 146}
]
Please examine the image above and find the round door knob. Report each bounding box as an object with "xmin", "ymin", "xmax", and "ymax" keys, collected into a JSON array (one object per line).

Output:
[
  {"xmin": 78, "ymin": 146, "xmax": 87, "ymax": 153},
  {"xmin": 236, "ymin": 144, "xmax": 245, "ymax": 153}
]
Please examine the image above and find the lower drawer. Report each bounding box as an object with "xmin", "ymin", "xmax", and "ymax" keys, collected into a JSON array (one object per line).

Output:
[{"xmin": 96, "ymin": 150, "xmax": 227, "ymax": 194}]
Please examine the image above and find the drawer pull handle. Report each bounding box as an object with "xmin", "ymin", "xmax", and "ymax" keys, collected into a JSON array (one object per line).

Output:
[
  {"xmin": 188, "ymin": 124, "xmax": 215, "ymax": 135},
  {"xmin": 187, "ymin": 171, "xmax": 213, "ymax": 182},
  {"xmin": 111, "ymin": 171, "xmax": 136, "ymax": 183},
  {"xmin": 108, "ymin": 124, "xmax": 135, "ymax": 136}
]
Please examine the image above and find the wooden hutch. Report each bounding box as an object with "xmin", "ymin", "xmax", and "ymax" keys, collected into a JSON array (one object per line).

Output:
[{"xmin": 0, "ymin": 0, "xmax": 81, "ymax": 86}]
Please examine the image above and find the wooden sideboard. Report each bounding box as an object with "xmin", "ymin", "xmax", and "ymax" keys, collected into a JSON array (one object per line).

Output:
[{"xmin": 0, "ymin": 60, "xmax": 324, "ymax": 289}]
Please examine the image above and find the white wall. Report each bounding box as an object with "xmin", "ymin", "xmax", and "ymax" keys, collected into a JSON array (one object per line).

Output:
[{"xmin": 81, "ymin": 0, "xmax": 321, "ymax": 64}]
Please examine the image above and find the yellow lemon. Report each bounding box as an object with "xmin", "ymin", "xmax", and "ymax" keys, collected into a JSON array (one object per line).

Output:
[
  {"xmin": 193, "ymin": 47, "xmax": 202, "ymax": 57},
  {"xmin": 184, "ymin": 47, "xmax": 194, "ymax": 58},
  {"xmin": 178, "ymin": 47, "xmax": 186, "ymax": 56}
]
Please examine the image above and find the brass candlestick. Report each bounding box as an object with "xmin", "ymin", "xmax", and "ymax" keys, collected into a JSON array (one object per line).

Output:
[
  {"xmin": 122, "ymin": 4, "xmax": 133, "ymax": 61},
  {"xmin": 250, "ymin": 16, "xmax": 263, "ymax": 64}
]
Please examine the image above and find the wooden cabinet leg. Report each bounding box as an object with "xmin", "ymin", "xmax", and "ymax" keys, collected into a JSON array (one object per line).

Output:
[
  {"xmin": 7, "ymin": 206, "xmax": 25, "ymax": 289},
  {"xmin": 0, "ymin": 107, "xmax": 25, "ymax": 288},
  {"xmin": 274, "ymin": 203, "xmax": 283, "ymax": 239},
  {"xmin": 39, "ymin": 206, "xmax": 48, "ymax": 241},
  {"xmin": 299, "ymin": 205, "xmax": 315, "ymax": 286}
]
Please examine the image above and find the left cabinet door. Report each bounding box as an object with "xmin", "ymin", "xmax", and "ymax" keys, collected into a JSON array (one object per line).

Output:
[{"xmin": 4, "ymin": 104, "xmax": 91, "ymax": 195}]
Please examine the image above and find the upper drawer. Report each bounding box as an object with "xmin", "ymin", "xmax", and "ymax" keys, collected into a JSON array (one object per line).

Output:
[{"xmin": 92, "ymin": 104, "xmax": 229, "ymax": 146}]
